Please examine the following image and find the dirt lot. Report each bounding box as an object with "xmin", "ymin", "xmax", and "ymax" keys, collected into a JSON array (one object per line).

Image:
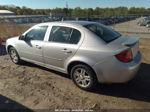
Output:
[
  {"xmin": 0, "ymin": 22, "xmax": 29, "ymax": 40},
  {"xmin": 0, "ymin": 19, "xmax": 150, "ymax": 112},
  {"xmin": 111, "ymin": 17, "xmax": 150, "ymax": 33}
]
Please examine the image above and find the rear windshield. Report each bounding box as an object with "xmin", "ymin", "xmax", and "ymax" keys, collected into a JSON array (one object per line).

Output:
[{"xmin": 84, "ymin": 24, "xmax": 121, "ymax": 43}]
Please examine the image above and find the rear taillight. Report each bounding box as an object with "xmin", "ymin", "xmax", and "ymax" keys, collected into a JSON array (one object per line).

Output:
[{"xmin": 115, "ymin": 49, "xmax": 133, "ymax": 63}]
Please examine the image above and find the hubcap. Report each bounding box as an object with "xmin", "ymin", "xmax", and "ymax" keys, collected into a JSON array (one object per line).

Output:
[
  {"xmin": 10, "ymin": 49, "xmax": 18, "ymax": 63},
  {"xmin": 74, "ymin": 68, "xmax": 91, "ymax": 88}
]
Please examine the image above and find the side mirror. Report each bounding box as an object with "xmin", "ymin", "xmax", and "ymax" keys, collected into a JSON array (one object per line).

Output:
[{"xmin": 19, "ymin": 35, "xmax": 26, "ymax": 40}]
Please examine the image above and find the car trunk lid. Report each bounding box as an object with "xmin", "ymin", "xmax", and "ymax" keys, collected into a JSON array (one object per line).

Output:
[
  {"xmin": 108, "ymin": 36, "xmax": 140, "ymax": 58},
  {"xmin": 123, "ymin": 36, "xmax": 139, "ymax": 58}
]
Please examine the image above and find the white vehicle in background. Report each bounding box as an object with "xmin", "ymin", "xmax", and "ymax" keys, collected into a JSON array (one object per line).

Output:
[{"xmin": 146, "ymin": 23, "xmax": 150, "ymax": 28}]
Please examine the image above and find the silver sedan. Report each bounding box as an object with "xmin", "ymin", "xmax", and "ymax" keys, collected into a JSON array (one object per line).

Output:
[{"xmin": 6, "ymin": 21, "xmax": 142, "ymax": 90}]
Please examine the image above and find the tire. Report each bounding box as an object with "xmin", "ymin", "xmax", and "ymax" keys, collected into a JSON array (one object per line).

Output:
[
  {"xmin": 71, "ymin": 64, "xmax": 97, "ymax": 91},
  {"xmin": 8, "ymin": 47, "xmax": 22, "ymax": 64}
]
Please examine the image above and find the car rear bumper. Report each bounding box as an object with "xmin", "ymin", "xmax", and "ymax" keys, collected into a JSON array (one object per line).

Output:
[{"xmin": 93, "ymin": 52, "xmax": 142, "ymax": 83}]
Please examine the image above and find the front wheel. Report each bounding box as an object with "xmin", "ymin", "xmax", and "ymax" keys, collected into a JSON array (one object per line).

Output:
[
  {"xmin": 71, "ymin": 64, "xmax": 97, "ymax": 91},
  {"xmin": 8, "ymin": 47, "xmax": 22, "ymax": 64}
]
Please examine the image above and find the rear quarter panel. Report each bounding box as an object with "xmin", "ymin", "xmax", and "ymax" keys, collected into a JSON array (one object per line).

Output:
[{"xmin": 64, "ymin": 29, "xmax": 114, "ymax": 72}]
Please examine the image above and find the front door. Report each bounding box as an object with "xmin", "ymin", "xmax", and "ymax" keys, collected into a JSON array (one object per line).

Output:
[{"xmin": 18, "ymin": 25, "xmax": 48, "ymax": 64}]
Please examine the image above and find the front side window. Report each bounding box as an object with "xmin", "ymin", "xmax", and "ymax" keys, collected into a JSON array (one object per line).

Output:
[
  {"xmin": 25, "ymin": 26, "xmax": 48, "ymax": 41},
  {"xmin": 49, "ymin": 26, "xmax": 81, "ymax": 44},
  {"xmin": 84, "ymin": 24, "xmax": 121, "ymax": 43}
]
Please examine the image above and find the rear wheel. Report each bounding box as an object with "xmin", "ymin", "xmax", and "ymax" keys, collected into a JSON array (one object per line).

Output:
[
  {"xmin": 71, "ymin": 64, "xmax": 97, "ymax": 91},
  {"xmin": 8, "ymin": 47, "xmax": 22, "ymax": 64}
]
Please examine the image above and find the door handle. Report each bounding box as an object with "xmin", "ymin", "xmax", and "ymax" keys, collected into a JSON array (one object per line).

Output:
[
  {"xmin": 65, "ymin": 51, "xmax": 72, "ymax": 53},
  {"xmin": 61, "ymin": 48, "xmax": 72, "ymax": 54},
  {"xmin": 35, "ymin": 45, "xmax": 42, "ymax": 49},
  {"xmin": 61, "ymin": 48, "xmax": 67, "ymax": 52}
]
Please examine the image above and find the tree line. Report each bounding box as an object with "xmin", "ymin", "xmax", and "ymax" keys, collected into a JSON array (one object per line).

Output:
[{"xmin": 0, "ymin": 5, "xmax": 150, "ymax": 17}]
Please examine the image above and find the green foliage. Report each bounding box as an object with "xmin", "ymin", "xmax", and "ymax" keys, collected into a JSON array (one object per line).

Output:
[{"xmin": 0, "ymin": 5, "xmax": 150, "ymax": 17}]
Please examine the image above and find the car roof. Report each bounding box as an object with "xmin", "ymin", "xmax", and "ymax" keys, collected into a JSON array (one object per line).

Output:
[
  {"xmin": 38, "ymin": 21, "xmax": 96, "ymax": 27},
  {"xmin": 57, "ymin": 21, "xmax": 95, "ymax": 26}
]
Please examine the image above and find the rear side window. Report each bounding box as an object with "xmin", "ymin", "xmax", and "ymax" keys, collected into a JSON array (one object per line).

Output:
[
  {"xmin": 25, "ymin": 26, "xmax": 48, "ymax": 41},
  {"xmin": 49, "ymin": 26, "xmax": 81, "ymax": 44},
  {"xmin": 84, "ymin": 24, "xmax": 121, "ymax": 43},
  {"xmin": 69, "ymin": 29, "xmax": 81, "ymax": 44}
]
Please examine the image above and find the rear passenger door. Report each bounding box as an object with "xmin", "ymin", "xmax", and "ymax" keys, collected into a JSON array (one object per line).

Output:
[{"xmin": 43, "ymin": 26, "xmax": 82, "ymax": 71}]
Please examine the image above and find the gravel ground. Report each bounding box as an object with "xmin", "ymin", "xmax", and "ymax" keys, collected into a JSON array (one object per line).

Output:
[{"xmin": 0, "ymin": 19, "xmax": 150, "ymax": 112}]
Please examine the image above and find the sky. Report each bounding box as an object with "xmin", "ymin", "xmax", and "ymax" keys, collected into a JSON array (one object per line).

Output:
[{"xmin": 0, "ymin": 0, "xmax": 150, "ymax": 9}]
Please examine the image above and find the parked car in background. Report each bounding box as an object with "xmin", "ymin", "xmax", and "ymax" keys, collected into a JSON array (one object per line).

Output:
[
  {"xmin": 138, "ymin": 17, "xmax": 150, "ymax": 26},
  {"xmin": 6, "ymin": 21, "xmax": 141, "ymax": 90},
  {"xmin": 146, "ymin": 23, "xmax": 150, "ymax": 28},
  {"xmin": 1, "ymin": 15, "xmax": 138, "ymax": 25}
]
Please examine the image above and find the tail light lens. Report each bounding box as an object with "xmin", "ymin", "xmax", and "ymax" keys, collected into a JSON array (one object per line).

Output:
[{"xmin": 115, "ymin": 49, "xmax": 133, "ymax": 63}]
